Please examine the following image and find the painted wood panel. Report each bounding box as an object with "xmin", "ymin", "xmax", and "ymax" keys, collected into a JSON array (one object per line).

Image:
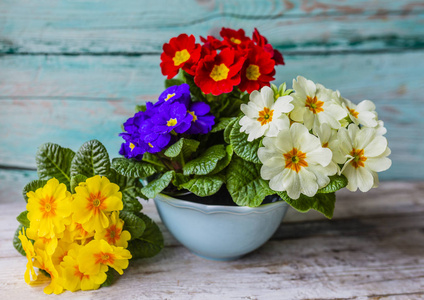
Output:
[
  {"xmin": 1, "ymin": 0, "xmax": 423, "ymax": 54},
  {"xmin": 1, "ymin": 52, "xmax": 423, "ymax": 179}
]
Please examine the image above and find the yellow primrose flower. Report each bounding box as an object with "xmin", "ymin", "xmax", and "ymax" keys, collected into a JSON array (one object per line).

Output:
[
  {"xmin": 26, "ymin": 178, "xmax": 72, "ymax": 237},
  {"xmin": 33, "ymin": 249, "xmax": 64, "ymax": 295},
  {"xmin": 52, "ymin": 241, "xmax": 80, "ymax": 267},
  {"xmin": 61, "ymin": 248, "xmax": 107, "ymax": 292},
  {"xmin": 95, "ymin": 211, "xmax": 131, "ymax": 248},
  {"xmin": 34, "ymin": 235, "xmax": 58, "ymax": 256},
  {"xmin": 18, "ymin": 228, "xmax": 37, "ymax": 284},
  {"xmin": 62, "ymin": 220, "xmax": 95, "ymax": 245},
  {"xmin": 73, "ymin": 175, "xmax": 123, "ymax": 232},
  {"xmin": 78, "ymin": 239, "xmax": 132, "ymax": 275}
]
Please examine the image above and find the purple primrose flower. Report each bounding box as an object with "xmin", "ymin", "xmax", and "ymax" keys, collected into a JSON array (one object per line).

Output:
[
  {"xmin": 186, "ymin": 102, "xmax": 215, "ymax": 134},
  {"xmin": 155, "ymin": 83, "xmax": 191, "ymax": 108}
]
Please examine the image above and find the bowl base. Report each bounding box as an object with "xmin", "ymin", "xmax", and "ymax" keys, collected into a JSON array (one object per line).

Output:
[{"xmin": 191, "ymin": 251, "xmax": 242, "ymax": 262}]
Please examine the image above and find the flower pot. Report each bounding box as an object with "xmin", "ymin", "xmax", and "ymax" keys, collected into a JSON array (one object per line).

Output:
[{"xmin": 154, "ymin": 193, "xmax": 289, "ymax": 261}]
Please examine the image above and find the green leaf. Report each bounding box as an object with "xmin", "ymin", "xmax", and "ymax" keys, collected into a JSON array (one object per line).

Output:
[
  {"xmin": 180, "ymin": 174, "xmax": 225, "ymax": 197},
  {"xmin": 108, "ymin": 169, "xmax": 146, "ymax": 211},
  {"xmin": 183, "ymin": 145, "xmax": 226, "ymax": 176},
  {"xmin": 70, "ymin": 174, "xmax": 87, "ymax": 193},
  {"xmin": 211, "ymin": 117, "xmax": 236, "ymax": 133},
  {"xmin": 182, "ymin": 71, "xmax": 205, "ymax": 101},
  {"xmin": 165, "ymin": 78, "xmax": 184, "ymax": 88},
  {"xmin": 13, "ymin": 225, "xmax": 26, "ymax": 256},
  {"xmin": 226, "ymin": 157, "xmax": 273, "ymax": 207},
  {"xmin": 71, "ymin": 140, "xmax": 110, "ymax": 178},
  {"xmin": 22, "ymin": 179, "xmax": 48, "ymax": 202},
  {"xmin": 142, "ymin": 153, "xmax": 167, "ymax": 171},
  {"xmin": 17, "ymin": 211, "xmax": 30, "ymax": 228},
  {"xmin": 278, "ymin": 192, "xmax": 336, "ymax": 219},
  {"xmin": 101, "ymin": 269, "xmax": 120, "ymax": 287},
  {"xmin": 141, "ymin": 171, "xmax": 174, "ymax": 199},
  {"xmin": 112, "ymin": 157, "xmax": 157, "ymax": 179},
  {"xmin": 318, "ymin": 175, "xmax": 348, "ymax": 193},
  {"xmin": 230, "ymin": 116, "xmax": 261, "ymax": 164},
  {"xmin": 135, "ymin": 104, "xmax": 146, "ymax": 112},
  {"xmin": 172, "ymin": 173, "xmax": 191, "ymax": 189},
  {"xmin": 224, "ymin": 117, "xmax": 238, "ymax": 144},
  {"xmin": 164, "ymin": 138, "xmax": 200, "ymax": 159},
  {"xmin": 219, "ymin": 97, "xmax": 244, "ymax": 118},
  {"xmin": 120, "ymin": 211, "xmax": 146, "ymax": 240},
  {"xmin": 211, "ymin": 145, "xmax": 233, "ymax": 175},
  {"xmin": 36, "ymin": 143, "xmax": 75, "ymax": 188},
  {"xmin": 127, "ymin": 213, "xmax": 164, "ymax": 259}
]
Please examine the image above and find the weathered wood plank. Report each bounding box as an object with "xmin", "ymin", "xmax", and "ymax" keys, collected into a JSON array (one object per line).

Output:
[
  {"xmin": 1, "ymin": 52, "xmax": 423, "ymax": 179},
  {"xmin": 1, "ymin": 0, "xmax": 423, "ymax": 54},
  {"xmin": 1, "ymin": 174, "xmax": 423, "ymax": 299}
]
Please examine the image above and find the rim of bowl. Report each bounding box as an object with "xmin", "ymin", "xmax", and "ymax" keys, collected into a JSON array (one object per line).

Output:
[{"xmin": 154, "ymin": 193, "xmax": 289, "ymax": 215}]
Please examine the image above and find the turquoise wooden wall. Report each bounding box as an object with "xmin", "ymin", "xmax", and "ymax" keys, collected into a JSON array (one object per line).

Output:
[{"xmin": 1, "ymin": 0, "xmax": 423, "ymax": 182}]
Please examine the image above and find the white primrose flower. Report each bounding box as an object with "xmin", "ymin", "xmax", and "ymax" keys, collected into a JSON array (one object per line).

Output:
[
  {"xmin": 291, "ymin": 76, "xmax": 347, "ymax": 131},
  {"xmin": 335, "ymin": 124, "xmax": 391, "ymax": 192},
  {"xmin": 240, "ymin": 86, "xmax": 294, "ymax": 141},
  {"xmin": 340, "ymin": 97, "xmax": 378, "ymax": 128},
  {"xmin": 258, "ymin": 123, "xmax": 337, "ymax": 199},
  {"xmin": 375, "ymin": 120, "xmax": 387, "ymax": 135},
  {"xmin": 314, "ymin": 123, "xmax": 341, "ymax": 175}
]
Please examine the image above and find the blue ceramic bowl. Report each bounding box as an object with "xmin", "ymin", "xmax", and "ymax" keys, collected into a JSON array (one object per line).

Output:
[{"xmin": 154, "ymin": 194, "xmax": 289, "ymax": 261}]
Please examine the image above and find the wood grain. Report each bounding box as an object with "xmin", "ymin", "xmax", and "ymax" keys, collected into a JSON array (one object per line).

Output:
[
  {"xmin": 0, "ymin": 0, "xmax": 423, "ymax": 54},
  {"xmin": 1, "ymin": 170, "xmax": 423, "ymax": 299}
]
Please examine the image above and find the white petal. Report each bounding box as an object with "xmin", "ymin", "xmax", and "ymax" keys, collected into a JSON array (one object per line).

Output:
[
  {"xmin": 356, "ymin": 167, "xmax": 374, "ymax": 192},
  {"xmin": 273, "ymin": 96, "xmax": 294, "ymax": 114},
  {"xmin": 363, "ymin": 135, "xmax": 388, "ymax": 157},
  {"xmin": 260, "ymin": 86, "xmax": 275, "ymax": 108},
  {"xmin": 282, "ymin": 170, "xmax": 301, "ymax": 199},
  {"xmin": 343, "ymin": 164, "xmax": 358, "ymax": 192},
  {"xmin": 365, "ymin": 157, "xmax": 392, "ymax": 172},
  {"xmin": 357, "ymin": 100, "xmax": 376, "ymax": 112},
  {"xmin": 240, "ymin": 104, "xmax": 259, "ymax": 119},
  {"xmin": 298, "ymin": 168, "xmax": 319, "ymax": 197},
  {"xmin": 307, "ymin": 147, "xmax": 332, "ymax": 167}
]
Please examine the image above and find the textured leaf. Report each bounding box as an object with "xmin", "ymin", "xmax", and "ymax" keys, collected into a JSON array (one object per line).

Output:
[
  {"xmin": 172, "ymin": 173, "xmax": 191, "ymax": 189},
  {"xmin": 71, "ymin": 140, "xmax": 110, "ymax": 178},
  {"xmin": 164, "ymin": 138, "xmax": 200, "ymax": 159},
  {"xmin": 112, "ymin": 157, "xmax": 157, "ymax": 179},
  {"xmin": 211, "ymin": 145, "xmax": 233, "ymax": 175},
  {"xmin": 141, "ymin": 171, "xmax": 174, "ymax": 199},
  {"xmin": 13, "ymin": 225, "xmax": 26, "ymax": 256},
  {"xmin": 22, "ymin": 179, "xmax": 48, "ymax": 202},
  {"xmin": 17, "ymin": 211, "xmax": 30, "ymax": 228},
  {"xmin": 318, "ymin": 175, "xmax": 348, "ymax": 193},
  {"xmin": 226, "ymin": 157, "xmax": 273, "ymax": 207},
  {"xmin": 180, "ymin": 174, "xmax": 225, "ymax": 197},
  {"xmin": 120, "ymin": 211, "xmax": 146, "ymax": 240},
  {"xmin": 211, "ymin": 117, "xmax": 236, "ymax": 133},
  {"xmin": 230, "ymin": 116, "xmax": 261, "ymax": 164},
  {"xmin": 183, "ymin": 145, "xmax": 226, "ymax": 176},
  {"xmin": 278, "ymin": 191, "xmax": 336, "ymax": 219},
  {"xmin": 142, "ymin": 153, "xmax": 167, "ymax": 171},
  {"xmin": 127, "ymin": 213, "xmax": 164, "ymax": 259},
  {"xmin": 70, "ymin": 174, "xmax": 87, "ymax": 193},
  {"xmin": 36, "ymin": 143, "xmax": 75, "ymax": 188},
  {"xmin": 165, "ymin": 78, "xmax": 184, "ymax": 88},
  {"xmin": 101, "ymin": 269, "xmax": 119, "ymax": 287},
  {"xmin": 224, "ymin": 117, "xmax": 238, "ymax": 144}
]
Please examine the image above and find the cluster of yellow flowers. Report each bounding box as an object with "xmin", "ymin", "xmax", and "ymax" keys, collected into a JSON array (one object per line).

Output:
[{"xmin": 19, "ymin": 175, "xmax": 132, "ymax": 294}]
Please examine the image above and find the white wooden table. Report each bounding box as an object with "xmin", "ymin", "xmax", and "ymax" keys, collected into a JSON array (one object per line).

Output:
[{"xmin": 1, "ymin": 175, "xmax": 423, "ymax": 299}]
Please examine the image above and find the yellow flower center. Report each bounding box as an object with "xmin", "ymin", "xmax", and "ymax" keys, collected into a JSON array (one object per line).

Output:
[
  {"xmin": 106, "ymin": 225, "xmax": 120, "ymax": 244},
  {"xmin": 40, "ymin": 195, "xmax": 56, "ymax": 218},
  {"xmin": 347, "ymin": 107, "xmax": 359, "ymax": 118},
  {"xmin": 87, "ymin": 192, "xmax": 107, "ymax": 215},
  {"xmin": 188, "ymin": 111, "xmax": 197, "ymax": 122},
  {"xmin": 284, "ymin": 148, "xmax": 308, "ymax": 173},
  {"xmin": 167, "ymin": 118, "xmax": 178, "ymax": 127},
  {"xmin": 350, "ymin": 148, "xmax": 367, "ymax": 169},
  {"xmin": 129, "ymin": 143, "xmax": 135, "ymax": 151},
  {"xmin": 322, "ymin": 142, "xmax": 329, "ymax": 148},
  {"xmin": 246, "ymin": 64, "xmax": 261, "ymax": 81},
  {"xmin": 257, "ymin": 107, "xmax": 274, "ymax": 126},
  {"xmin": 210, "ymin": 63, "xmax": 230, "ymax": 82},
  {"xmin": 74, "ymin": 266, "xmax": 89, "ymax": 280},
  {"xmin": 173, "ymin": 49, "xmax": 190, "ymax": 66},
  {"xmin": 148, "ymin": 143, "xmax": 154, "ymax": 148},
  {"xmin": 230, "ymin": 37, "xmax": 242, "ymax": 44},
  {"xmin": 305, "ymin": 96, "xmax": 324, "ymax": 114},
  {"xmin": 165, "ymin": 93, "xmax": 175, "ymax": 101},
  {"xmin": 94, "ymin": 251, "xmax": 115, "ymax": 265}
]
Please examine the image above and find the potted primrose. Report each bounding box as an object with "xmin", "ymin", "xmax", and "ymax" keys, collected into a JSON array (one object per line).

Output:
[{"xmin": 113, "ymin": 28, "xmax": 392, "ymax": 261}]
